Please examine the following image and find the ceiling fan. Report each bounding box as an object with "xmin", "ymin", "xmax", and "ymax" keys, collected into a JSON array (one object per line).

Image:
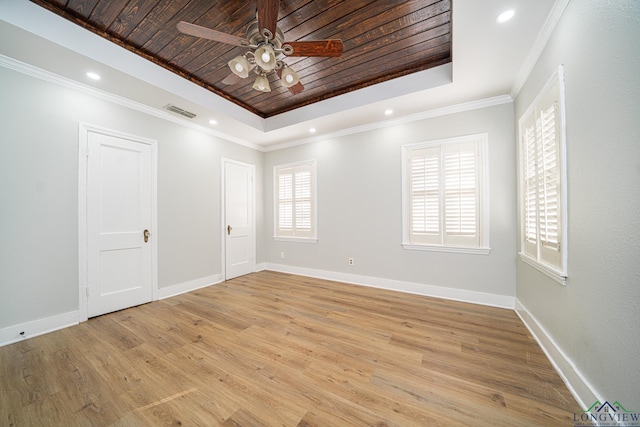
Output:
[{"xmin": 176, "ymin": 0, "xmax": 344, "ymax": 95}]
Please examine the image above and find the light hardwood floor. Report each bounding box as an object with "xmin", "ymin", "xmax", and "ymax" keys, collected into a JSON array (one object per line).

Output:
[{"xmin": 1, "ymin": 271, "xmax": 578, "ymax": 426}]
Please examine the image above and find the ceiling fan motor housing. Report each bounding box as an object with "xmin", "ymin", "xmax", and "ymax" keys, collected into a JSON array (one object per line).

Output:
[{"xmin": 246, "ymin": 20, "xmax": 285, "ymax": 50}]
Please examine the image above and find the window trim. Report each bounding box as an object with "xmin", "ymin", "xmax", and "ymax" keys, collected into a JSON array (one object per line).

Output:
[
  {"xmin": 273, "ymin": 236, "xmax": 318, "ymax": 244},
  {"xmin": 518, "ymin": 65, "xmax": 568, "ymax": 284},
  {"xmin": 273, "ymin": 159, "xmax": 317, "ymax": 243},
  {"xmin": 401, "ymin": 133, "xmax": 490, "ymax": 255},
  {"xmin": 520, "ymin": 252, "xmax": 566, "ymax": 285}
]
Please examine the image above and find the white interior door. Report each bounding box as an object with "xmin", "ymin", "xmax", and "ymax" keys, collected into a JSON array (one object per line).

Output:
[
  {"xmin": 86, "ymin": 130, "xmax": 156, "ymax": 317},
  {"xmin": 224, "ymin": 159, "xmax": 255, "ymax": 280}
]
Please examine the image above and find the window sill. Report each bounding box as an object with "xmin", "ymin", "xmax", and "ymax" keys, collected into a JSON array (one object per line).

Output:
[
  {"xmin": 273, "ymin": 236, "xmax": 318, "ymax": 244},
  {"xmin": 519, "ymin": 252, "xmax": 567, "ymax": 285},
  {"xmin": 402, "ymin": 243, "xmax": 491, "ymax": 255}
]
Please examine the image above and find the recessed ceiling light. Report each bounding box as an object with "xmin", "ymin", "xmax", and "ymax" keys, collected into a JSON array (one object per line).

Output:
[
  {"xmin": 86, "ymin": 72, "xmax": 101, "ymax": 80},
  {"xmin": 209, "ymin": 119, "xmax": 218, "ymax": 125},
  {"xmin": 385, "ymin": 109, "xmax": 394, "ymax": 116},
  {"xmin": 309, "ymin": 128, "xmax": 316, "ymax": 133},
  {"xmin": 497, "ymin": 10, "xmax": 515, "ymax": 23}
]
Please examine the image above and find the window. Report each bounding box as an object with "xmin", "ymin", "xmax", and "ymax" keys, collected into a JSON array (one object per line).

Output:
[
  {"xmin": 273, "ymin": 160, "xmax": 317, "ymax": 242},
  {"xmin": 402, "ymin": 134, "xmax": 489, "ymax": 254},
  {"xmin": 518, "ymin": 65, "xmax": 567, "ymax": 283}
]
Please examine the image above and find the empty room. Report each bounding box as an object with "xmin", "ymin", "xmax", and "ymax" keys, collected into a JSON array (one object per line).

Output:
[{"xmin": 1, "ymin": 0, "xmax": 638, "ymax": 425}]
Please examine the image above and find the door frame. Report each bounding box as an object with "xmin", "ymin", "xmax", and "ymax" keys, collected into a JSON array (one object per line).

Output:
[
  {"xmin": 220, "ymin": 157, "xmax": 256, "ymax": 280},
  {"xmin": 78, "ymin": 122, "xmax": 158, "ymax": 322}
]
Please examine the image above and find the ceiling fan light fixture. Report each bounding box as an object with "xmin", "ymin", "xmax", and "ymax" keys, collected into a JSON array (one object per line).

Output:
[
  {"xmin": 253, "ymin": 73, "xmax": 271, "ymax": 92},
  {"xmin": 254, "ymin": 44, "xmax": 277, "ymax": 71},
  {"xmin": 280, "ymin": 65, "xmax": 299, "ymax": 88},
  {"xmin": 228, "ymin": 55, "xmax": 249, "ymax": 78},
  {"xmin": 177, "ymin": 6, "xmax": 345, "ymax": 99}
]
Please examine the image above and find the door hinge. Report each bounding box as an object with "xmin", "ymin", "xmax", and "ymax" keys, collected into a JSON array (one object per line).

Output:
[{"xmin": 86, "ymin": 287, "xmax": 90, "ymax": 297}]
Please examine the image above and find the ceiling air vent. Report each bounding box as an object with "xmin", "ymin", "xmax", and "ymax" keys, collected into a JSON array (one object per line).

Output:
[{"xmin": 164, "ymin": 104, "xmax": 197, "ymax": 119}]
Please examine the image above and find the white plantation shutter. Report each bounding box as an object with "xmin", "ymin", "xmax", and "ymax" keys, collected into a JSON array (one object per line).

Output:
[
  {"xmin": 404, "ymin": 135, "xmax": 486, "ymax": 249},
  {"xmin": 444, "ymin": 142, "xmax": 479, "ymax": 247},
  {"xmin": 519, "ymin": 66, "xmax": 566, "ymax": 278},
  {"xmin": 274, "ymin": 161, "xmax": 316, "ymax": 239},
  {"xmin": 539, "ymin": 103, "xmax": 559, "ymax": 250},
  {"xmin": 409, "ymin": 147, "xmax": 440, "ymax": 244},
  {"xmin": 278, "ymin": 172, "xmax": 293, "ymax": 231},
  {"xmin": 522, "ymin": 114, "xmax": 538, "ymax": 257},
  {"xmin": 295, "ymin": 170, "xmax": 312, "ymax": 231}
]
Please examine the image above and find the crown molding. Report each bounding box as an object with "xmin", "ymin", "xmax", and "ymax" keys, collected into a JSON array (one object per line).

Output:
[
  {"xmin": 2, "ymin": 52, "xmax": 515, "ymax": 154},
  {"xmin": 263, "ymin": 95, "xmax": 513, "ymax": 152},
  {"xmin": 0, "ymin": 54, "xmax": 263, "ymax": 151},
  {"xmin": 510, "ymin": 0, "xmax": 571, "ymax": 98}
]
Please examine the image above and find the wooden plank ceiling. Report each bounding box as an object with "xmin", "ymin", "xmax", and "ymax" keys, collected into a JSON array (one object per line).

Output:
[{"xmin": 30, "ymin": 0, "xmax": 452, "ymax": 118}]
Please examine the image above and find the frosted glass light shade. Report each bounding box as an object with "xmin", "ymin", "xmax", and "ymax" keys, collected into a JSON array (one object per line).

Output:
[
  {"xmin": 228, "ymin": 55, "xmax": 249, "ymax": 78},
  {"xmin": 254, "ymin": 44, "xmax": 276, "ymax": 71},
  {"xmin": 252, "ymin": 74, "xmax": 271, "ymax": 92},
  {"xmin": 280, "ymin": 66, "xmax": 299, "ymax": 88}
]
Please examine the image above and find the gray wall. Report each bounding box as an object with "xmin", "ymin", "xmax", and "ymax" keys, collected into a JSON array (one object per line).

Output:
[
  {"xmin": 515, "ymin": 0, "xmax": 640, "ymax": 403},
  {"xmin": 3, "ymin": 0, "xmax": 637, "ymax": 407},
  {"xmin": 0, "ymin": 66, "xmax": 264, "ymax": 328},
  {"xmin": 264, "ymin": 103, "xmax": 516, "ymax": 297}
]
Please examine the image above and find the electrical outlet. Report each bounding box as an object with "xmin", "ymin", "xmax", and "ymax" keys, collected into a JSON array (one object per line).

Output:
[
  {"xmin": 280, "ymin": 251, "xmax": 285, "ymax": 259},
  {"xmin": 348, "ymin": 257, "xmax": 354, "ymax": 266}
]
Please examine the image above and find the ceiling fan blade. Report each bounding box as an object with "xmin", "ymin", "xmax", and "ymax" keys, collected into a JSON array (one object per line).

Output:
[
  {"xmin": 257, "ymin": 0, "xmax": 279, "ymax": 36},
  {"xmin": 221, "ymin": 73, "xmax": 243, "ymax": 85},
  {"xmin": 285, "ymin": 40, "xmax": 344, "ymax": 57},
  {"xmin": 287, "ymin": 82, "xmax": 304, "ymax": 95},
  {"xmin": 176, "ymin": 21, "xmax": 246, "ymax": 46}
]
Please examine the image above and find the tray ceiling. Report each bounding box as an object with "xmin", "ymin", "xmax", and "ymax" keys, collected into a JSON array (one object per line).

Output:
[{"xmin": 29, "ymin": 0, "xmax": 452, "ymax": 118}]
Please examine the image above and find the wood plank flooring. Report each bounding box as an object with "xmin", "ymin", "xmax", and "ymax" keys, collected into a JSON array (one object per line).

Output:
[{"xmin": 0, "ymin": 271, "xmax": 579, "ymax": 426}]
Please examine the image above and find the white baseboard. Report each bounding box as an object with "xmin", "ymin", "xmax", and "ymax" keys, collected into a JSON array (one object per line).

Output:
[
  {"xmin": 0, "ymin": 270, "xmax": 604, "ymax": 416},
  {"xmin": 514, "ymin": 299, "xmax": 599, "ymax": 411},
  {"xmin": 0, "ymin": 310, "xmax": 80, "ymax": 348},
  {"xmin": 264, "ymin": 263, "xmax": 514, "ymax": 309},
  {"xmin": 0, "ymin": 274, "xmax": 224, "ymax": 348},
  {"xmin": 158, "ymin": 274, "xmax": 223, "ymax": 300}
]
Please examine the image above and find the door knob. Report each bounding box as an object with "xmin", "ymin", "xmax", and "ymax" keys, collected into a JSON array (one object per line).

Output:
[
  {"xmin": 143, "ymin": 229, "xmax": 150, "ymax": 242},
  {"xmin": 227, "ymin": 225, "xmax": 232, "ymax": 235}
]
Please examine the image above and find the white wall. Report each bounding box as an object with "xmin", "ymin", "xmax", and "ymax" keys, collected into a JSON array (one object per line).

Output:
[
  {"xmin": 264, "ymin": 103, "xmax": 516, "ymax": 303},
  {"xmin": 515, "ymin": 0, "xmax": 640, "ymax": 405},
  {"xmin": 0, "ymin": 66, "xmax": 264, "ymax": 333}
]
